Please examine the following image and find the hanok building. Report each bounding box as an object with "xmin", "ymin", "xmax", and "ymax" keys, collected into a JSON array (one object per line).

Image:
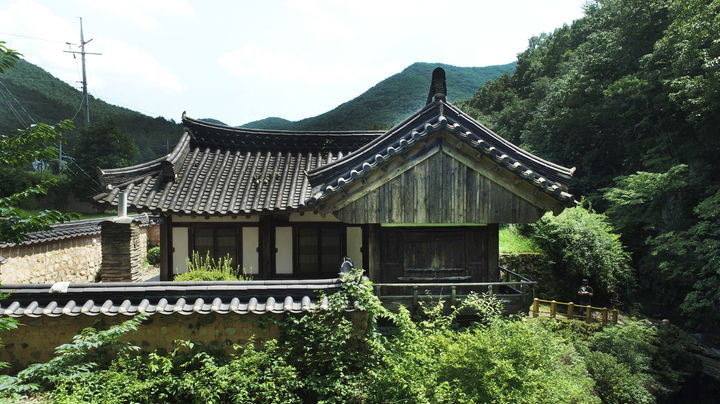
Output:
[{"xmin": 94, "ymin": 69, "xmax": 575, "ymax": 299}]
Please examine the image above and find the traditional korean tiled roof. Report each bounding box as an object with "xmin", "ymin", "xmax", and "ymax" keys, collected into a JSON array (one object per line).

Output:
[
  {"xmin": 93, "ymin": 116, "xmax": 382, "ymax": 215},
  {"xmin": 94, "ymin": 69, "xmax": 575, "ymax": 215},
  {"xmin": 0, "ymin": 214, "xmax": 157, "ymax": 248},
  {"xmin": 0, "ymin": 278, "xmax": 355, "ymax": 317},
  {"xmin": 306, "ymin": 99, "xmax": 575, "ymax": 204}
]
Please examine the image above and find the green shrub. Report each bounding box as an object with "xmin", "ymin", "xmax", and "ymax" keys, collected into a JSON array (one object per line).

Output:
[
  {"xmin": 51, "ymin": 340, "xmax": 303, "ymax": 404},
  {"xmin": 146, "ymin": 246, "xmax": 160, "ymax": 266},
  {"xmin": 371, "ymin": 313, "xmax": 599, "ymax": 404},
  {"xmin": 582, "ymin": 349, "xmax": 655, "ymax": 404},
  {"xmin": 174, "ymin": 251, "xmax": 248, "ymax": 281},
  {"xmin": 526, "ymin": 205, "xmax": 633, "ymax": 305},
  {"xmin": 174, "ymin": 270, "xmax": 239, "ymax": 282}
]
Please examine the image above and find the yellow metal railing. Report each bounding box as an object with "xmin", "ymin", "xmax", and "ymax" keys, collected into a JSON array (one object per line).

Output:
[{"xmin": 531, "ymin": 298, "xmax": 618, "ymax": 325}]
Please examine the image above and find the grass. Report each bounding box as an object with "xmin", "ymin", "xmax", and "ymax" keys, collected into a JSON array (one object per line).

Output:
[{"xmin": 499, "ymin": 226, "xmax": 541, "ymax": 254}]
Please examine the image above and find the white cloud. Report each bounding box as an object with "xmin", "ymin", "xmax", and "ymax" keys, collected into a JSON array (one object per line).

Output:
[
  {"xmin": 218, "ymin": 44, "xmax": 369, "ymax": 85},
  {"xmin": 92, "ymin": 38, "xmax": 182, "ymax": 91},
  {"xmin": 75, "ymin": 0, "xmax": 195, "ymax": 29},
  {"xmin": 0, "ymin": 0, "xmax": 182, "ymax": 93}
]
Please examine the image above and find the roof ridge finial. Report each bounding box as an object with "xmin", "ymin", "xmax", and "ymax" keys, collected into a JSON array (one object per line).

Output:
[{"xmin": 426, "ymin": 67, "xmax": 447, "ymax": 105}]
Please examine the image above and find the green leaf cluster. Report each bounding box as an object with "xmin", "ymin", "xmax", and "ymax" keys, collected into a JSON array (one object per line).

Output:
[{"xmin": 525, "ymin": 205, "xmax": 632, "ymax": 305}]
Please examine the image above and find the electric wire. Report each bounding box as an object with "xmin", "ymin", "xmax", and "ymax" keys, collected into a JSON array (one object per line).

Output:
[
  {"xmin": 0, "ymin": 32, "xmax": 68, "ymax": 44},
  {"xmin": 0, "ymin": 78, "xmax": 36, "ymax": 123},
  {"xmin": 0, "ymin": 86, "xmax": 28, "ymax": 127}
]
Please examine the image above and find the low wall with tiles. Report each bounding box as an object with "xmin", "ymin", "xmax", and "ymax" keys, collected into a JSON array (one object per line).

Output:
[
  {"xmin": 0, "ymin": 311, "xmax": 367, "ymax": 371},
  {"xmin": 0, "ymin": 227, "xmax": 154, "ymax": 284}
]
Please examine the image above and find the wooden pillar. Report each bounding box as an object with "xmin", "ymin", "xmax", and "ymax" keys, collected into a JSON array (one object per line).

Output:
[
  {"xmin": 259, "ymin": 216, "xmax": 275, "ymax": 279},
  {"xmin": 531, "ymin": 298, "xmax": 539, "ymax": 317},
  {"xmin": 487, "ymin": 223, "xmax": 499, "ymax": 281},
  {"xmin": 366, "ymin": 224, "xmax": 382, "ymax": 282},
  {"xmin": 159, "ymin": 214, "xmax": 172, "ymax": 281}
]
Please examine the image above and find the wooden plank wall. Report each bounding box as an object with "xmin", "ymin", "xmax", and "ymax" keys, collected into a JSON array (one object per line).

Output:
[
  {"xmin": 335, "ymin": 151, "xmax": 545, "ymax": 224},
  {"xmin": 373, "ymin": 225, "xmax": 498, "ymax": 282}
]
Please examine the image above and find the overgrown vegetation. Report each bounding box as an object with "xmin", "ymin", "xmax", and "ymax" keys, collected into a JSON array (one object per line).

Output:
[
  {"xmin": 462, "ymin": 0, "xmax": 720, "ymax": 329},
  {"xmin": 499, "ymin": 225, "xmax": 541, "ymax": 253},
  {"xmin": 0, "ymin": 270, "xmax": 700, "ymax": 403},
  {"xmin": 0, "ymin": 42, "xmax": 74, "ymax": 244},
  {"xmin": 523, "ymin": 205, "xmax": 632, "ymax": 306},
  {"xmin": 173, "ymin": 252, "xmax": 249, "ymax": 281}
]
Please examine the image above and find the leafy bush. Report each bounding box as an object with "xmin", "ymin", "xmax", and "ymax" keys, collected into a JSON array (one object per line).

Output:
[
  {"xmin": 174, "ymin": 270, "xmax": 239, "ymax": 282},
  {"xmin": 51, "ymin": 340, "xmax": 302, "ymax": 404},
  {"xmin": 146, "ymin": 246, "xmax": 160, "ymax": 266},
  {"xmin": 582, "ymin": 349, "xmax": 655, "ymax": 404},
  {"xmin": 371, "ymin": 304, "xmax": 598, "ymax": 404},
  {"xmin": 526, "ymin": 205, "xmax": 633, "ymax": 305},
  {"xmin": 174, "ymin": 251, "xmax": 247, "ymax": 281},
  {"xmin": 1, "ymin": 270, "xmax": 700, "ymax": 403}
]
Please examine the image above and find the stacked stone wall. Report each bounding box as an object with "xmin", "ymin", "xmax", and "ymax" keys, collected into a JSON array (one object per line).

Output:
[
  {"xmin": 0, "ymin": 225, "xmax": 154, "ymax": 284},
  {"xmin": 0, "ymin": 236, "xmax": 101, "ymax": 284},
  {"xmin": 0, "ymin": 311, "xmax": 368, "ymax": 371}
]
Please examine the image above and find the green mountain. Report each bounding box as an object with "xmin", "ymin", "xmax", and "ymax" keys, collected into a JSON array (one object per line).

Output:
[
  {"xmin": 0, "ymin": 59, "xmax": 180, "ymax": 162},
  {"xmin": 242, "ymin": 62, "xmax": 516, "ymax": 130},
  {"xmin": 198, "ymin": 118, "xmax": 227, "ymax": 126}
]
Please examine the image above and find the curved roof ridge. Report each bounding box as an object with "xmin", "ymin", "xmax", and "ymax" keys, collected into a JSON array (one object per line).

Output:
[
  {"xmin": 444, "ymin": 103, "xmax": 574, "ymax": 177},
  {"xmin": 306, "ymin": 99, "xmax": 575, "ymax": 205},
  {"xmin": 307, "ymin": 102, "xmax": 440, "ymax": 179},
  {"xmin": 183, "ymin": 114, "xmax": 384, "ymax": 136}
]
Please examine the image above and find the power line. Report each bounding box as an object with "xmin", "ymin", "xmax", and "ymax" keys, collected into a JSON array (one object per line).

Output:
[
  {"xmin": 0, "ymin": 31, "xmax": 68, "ymax": 44},
  {"xmin": 0, "ymin": 78, "xmax": 36, "ymax": 123},
  {"xmin": 0, "ymin": 86, "xmax": 28, "ymax": 127}
]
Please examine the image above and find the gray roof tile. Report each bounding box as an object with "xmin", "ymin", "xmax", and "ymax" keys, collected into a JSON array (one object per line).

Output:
[
  {"xmin": 0, "ymin": 279, "xmax": 350, "ymax": 317},
  {"xmin": 94, "ymin": 117, "xmax": 381, "ymax": 215},
  {"xmin": 0, "ymin": 214, "xmax": 158, "ymax": 248}
]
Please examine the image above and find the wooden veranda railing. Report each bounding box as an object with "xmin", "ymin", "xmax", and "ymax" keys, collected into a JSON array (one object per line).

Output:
[
  {"xmin": 372, "ymin": 267, "xmax": 537, "ymax": 309},
  {"xmin": 531, "ymin": 298, "xmax": 619, "ymax": 325}
]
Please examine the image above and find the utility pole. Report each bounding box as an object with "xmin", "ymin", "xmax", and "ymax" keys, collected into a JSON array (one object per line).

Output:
[{"xmin": 64, "ymin": 17, "xmax": 101, "ymax": 128}]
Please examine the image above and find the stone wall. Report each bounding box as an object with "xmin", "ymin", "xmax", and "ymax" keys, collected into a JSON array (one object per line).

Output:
[
  {"xmin": 0, "ymin": 226, "xmax": 152, "ymax": 285},
  {"xmin": 500, "ymin": 252, "xmax": 553, "ymax": 297},
  {"xmin": 0, "ymin": 235, "xmax": 101, "ymax": 284},
  {"xmin": 0, "ymin": 311, "xmax": 368, "ymax": 371},
  {"xmin": 0, "ymin": 313, "xmax": 281, "ymax": 371}
]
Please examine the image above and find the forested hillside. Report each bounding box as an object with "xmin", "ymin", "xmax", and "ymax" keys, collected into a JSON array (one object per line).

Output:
[
  {"xmin": 0, "ymin": 59, "xmax": 180, "ymax": 162},
  {"xmin": 462, "ymin": 0, "xmax": 719, "ymax": 328},
  {"xmin": 243, "ymin": 62, "xmax": 515, "ymax": 130}
]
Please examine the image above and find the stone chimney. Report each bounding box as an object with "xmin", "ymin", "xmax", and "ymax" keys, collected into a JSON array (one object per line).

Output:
[{"xmin": 100, "ymin": 192, "xmax": 141, "ymax": 282}]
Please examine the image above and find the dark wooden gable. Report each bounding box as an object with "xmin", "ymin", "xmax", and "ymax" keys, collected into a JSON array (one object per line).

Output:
[{"xmin": 329, "ymin": 130, "xmax": 556, "ymax": 224}]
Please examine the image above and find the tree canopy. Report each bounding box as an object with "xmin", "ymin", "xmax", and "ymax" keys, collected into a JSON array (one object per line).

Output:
[{"xmin": 463, "ymin": 0, "xmax": 720, "ymax": 327}]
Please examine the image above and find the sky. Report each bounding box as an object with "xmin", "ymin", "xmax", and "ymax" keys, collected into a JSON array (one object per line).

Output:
[{"xmin": 0, "ymin": 0, "xmax": 587, "ymax": 126}]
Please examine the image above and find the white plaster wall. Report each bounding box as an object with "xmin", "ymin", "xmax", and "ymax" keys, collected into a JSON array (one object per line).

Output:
[
  {"xmin": 172, "ymin": 227, "xmax": 189, "ymax": 274},
  {"xmin": 275, "ymin": 227, "xmax": 293, "ymax": 274},
  {"xmin": 346, "ymin": 226, "xmax": 364, "ymax": 269},
  {"xmin": 242, "ymin": 227, "xmax": 259, "ymax": 275}
]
